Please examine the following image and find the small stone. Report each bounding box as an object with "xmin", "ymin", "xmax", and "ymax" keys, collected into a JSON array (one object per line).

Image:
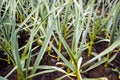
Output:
[{"xmin": 51, "ymin": 59, "xmax": 57, "ymax": 64}]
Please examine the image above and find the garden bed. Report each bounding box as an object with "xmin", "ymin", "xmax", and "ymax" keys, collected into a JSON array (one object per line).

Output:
[
  {"xmin": 0, "ymin": 37, "xmax": 120, "ymax": 80},
  {"xmin": 0, "ymin": 0, "xmax": 120, "ymax": 80}
]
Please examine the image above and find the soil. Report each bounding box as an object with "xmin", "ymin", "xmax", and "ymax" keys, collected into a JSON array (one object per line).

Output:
[{"xmin": 0, "ymin": 34, "xmax": 120, "ymax": 80}]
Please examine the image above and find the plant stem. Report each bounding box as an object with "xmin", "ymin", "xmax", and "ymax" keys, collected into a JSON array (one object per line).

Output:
[
  {"xmin": 57, "ymin": 40, "xmax": 62, "ymax": 61},
  {"xmin": 77, "ymin": 69, "xmax": 82, "ymax": 80}
]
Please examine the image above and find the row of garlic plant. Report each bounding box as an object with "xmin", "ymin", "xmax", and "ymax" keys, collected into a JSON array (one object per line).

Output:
[{"xmin": 0, "ymin": 0, "xmax": 120, "ymax": 80}]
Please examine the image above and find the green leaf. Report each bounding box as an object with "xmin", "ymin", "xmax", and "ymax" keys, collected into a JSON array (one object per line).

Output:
[
  {"xmin": 82, "ymin": 36, "xmax": 120, "ymax": 67},
  {"xmin": 0, "ymin": 76, "xmax": 8, "ymax": 80}
]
